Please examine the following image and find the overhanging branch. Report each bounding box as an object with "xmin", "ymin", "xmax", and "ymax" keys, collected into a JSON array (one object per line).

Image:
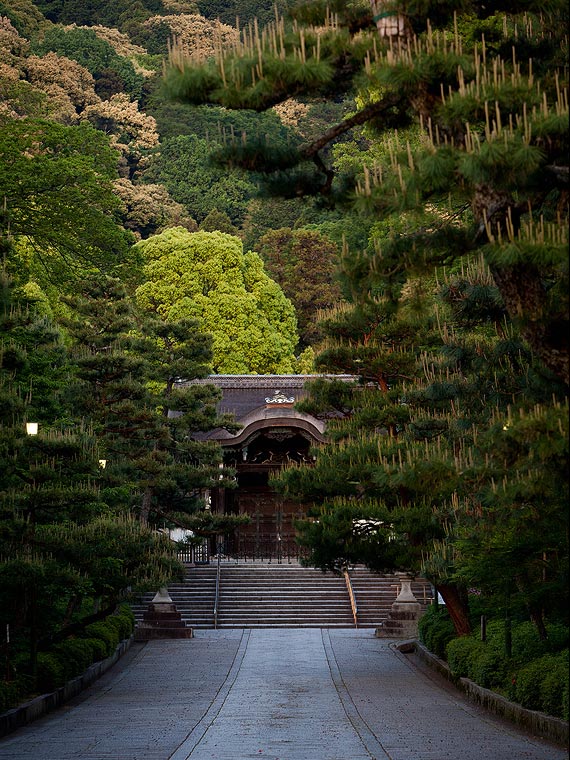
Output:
[{"xmin": 298, "ymin": 94, "xmax": 404, "ymax": 159}]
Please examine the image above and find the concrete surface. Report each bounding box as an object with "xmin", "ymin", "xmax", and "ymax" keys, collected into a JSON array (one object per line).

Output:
[{"xmin": 0, "ymin": 628, "xmax": 566, "ymax": 760}]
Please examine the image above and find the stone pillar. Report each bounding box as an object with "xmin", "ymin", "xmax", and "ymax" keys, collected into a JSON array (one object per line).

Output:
[
  {"xmin": 135, "ymin": 587, "xmax": 193, "ymax": 640},
  {"xmin": 375, "ymin": 573, "xmax": 422, "ymax": 639}
]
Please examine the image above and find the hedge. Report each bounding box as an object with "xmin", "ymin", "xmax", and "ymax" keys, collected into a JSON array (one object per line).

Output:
[
  {"xmin": 418, "ymin": 605, "xmax": 455, "ymax": 659},
  {"xmin": 2, "ymin": 606, "xmax": 136, "ymax": 702},
  {"xmin": 420, "ymin": 605, "xmax": 569, "ymax": 719},
  {"xmin": 0, "ymin": 674, "xmax": 34, "ymax": 712}
]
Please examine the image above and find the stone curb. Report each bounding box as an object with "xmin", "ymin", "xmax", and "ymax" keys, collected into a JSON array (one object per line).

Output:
[
  {"xmin": 0, "ymin": 635, "xmax": 134, "ymax": 739},
  {"xmin": 395, "ymin": 639, "xmax": 569, "ymax": 748}
]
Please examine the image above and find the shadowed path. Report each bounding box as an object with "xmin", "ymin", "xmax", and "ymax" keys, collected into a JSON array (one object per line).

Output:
[{"xmin": 0, "ymin": 629, "xmax": 566, "ymax": 760}]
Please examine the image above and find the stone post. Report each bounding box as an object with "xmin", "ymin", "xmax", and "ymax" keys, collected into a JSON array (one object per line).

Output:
[{"xmin": 375, "ymin": 573, "xmax": 422, "ymax": 639}]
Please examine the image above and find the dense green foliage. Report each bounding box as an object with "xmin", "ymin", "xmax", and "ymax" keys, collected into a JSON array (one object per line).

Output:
[
  {"xmin": 168, "ymin": 0, "xmax": 569, "ymax": 646},
  {"xmin": 0, "ymin": 274, "xmax": 185, "ymax": 695},
  {"xmin": 0, "ymin": 119, "xmax": 133, "ymax": 291},
  {"xmin": 133, "ymin": 228, "xmax": 300, "ymax": 372},
  {"xmin": 31, "ymin": 0, "xmax": 165, "ymax": 30},
  {"xmin": 196, "ymin": 0, "xmax": 288, "ymax": 29},
  {"xmin": 0, "ymin": 0, "xmax": 567, "ymax": 723},
  {"xmin": 142, "ymin": 134, "xmax": 256, "ymax": 226},
  {"xmin": 421, "ymin": 606, "xmax": 569, "ymax": 719},
  {"xmin": 254, "ymin": 228, "xmax": 343, "ymax": 349},
  {"xmin": 30, "ymin": 25, "xmax": 144, "ymax": 98}
]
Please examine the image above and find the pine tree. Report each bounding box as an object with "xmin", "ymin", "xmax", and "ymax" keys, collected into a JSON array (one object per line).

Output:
[
  {"xmin": 164, "ymin": 1, "xmax": 569, "ymax": 638},
  {"xmin": 61, "ymin": 273, "xmax": 239, "ymax": 531},
  {"xmin": 164, "ymin": 0, "xmax": 568, "ymax": 384}
]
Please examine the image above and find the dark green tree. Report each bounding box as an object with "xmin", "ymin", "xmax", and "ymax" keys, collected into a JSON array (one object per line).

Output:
[
  {"xmin": 0, "ymin": 272, "xmax": 178, "ymax": 689},
  {"xmin": 163, "ymin": 1, "xmax": 569, "ymax": 639},
  {"xmin": 199, "ymin": 208, "xmax": 239, "ymax": 235},
  {"xmin": 60, "ymin": 273, "xmax": 238, "ymax": 530},
  {"xmin": 254, "ymin": 227, "xmax": 343, "ymax": 349},
  {"xmin": 163, "ymin": 0, "xmax": 569, "ymax": 384},
  {"xmin": 141, "ymin": 134, "xmax": 256, "ymax": 226}
]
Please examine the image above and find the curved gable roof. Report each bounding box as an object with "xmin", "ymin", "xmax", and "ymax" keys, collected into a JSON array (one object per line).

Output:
[{"xmin": 176, "ymin": 374, "xmax": 355, "ymax": 445}]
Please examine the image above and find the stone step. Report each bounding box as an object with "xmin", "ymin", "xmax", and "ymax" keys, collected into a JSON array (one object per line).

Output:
[{"xmin": 131, "ymin": 563, "xmax": 433, "ymax": 630}]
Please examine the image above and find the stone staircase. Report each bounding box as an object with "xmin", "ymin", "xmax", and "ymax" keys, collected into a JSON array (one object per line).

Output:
[
  {"xmin": 130, "ymin": 562, "xmax": 433, "ymax": 630},
  {"xmin": 216, "ymin": 563, "xmax": 353, "ymax": 628}
]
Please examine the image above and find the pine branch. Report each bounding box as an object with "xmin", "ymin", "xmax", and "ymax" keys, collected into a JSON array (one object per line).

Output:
[{"xmin": 298, "ymin": 93, "xmax": 404, "ymax": 159}]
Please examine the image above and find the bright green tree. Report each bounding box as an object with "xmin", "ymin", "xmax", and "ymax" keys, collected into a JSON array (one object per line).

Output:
[{"xmin": 133, "ymin": 228, "xmax": 299, "ymax": 373}]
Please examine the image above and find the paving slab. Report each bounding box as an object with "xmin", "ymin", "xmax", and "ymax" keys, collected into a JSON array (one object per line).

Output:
[{"xmin": 0, "ymin": 629, "xmax": 566, "ymax": 760}]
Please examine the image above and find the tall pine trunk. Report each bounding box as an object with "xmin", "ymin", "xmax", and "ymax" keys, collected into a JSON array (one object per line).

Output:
[{"xmin": 437, "ymin": 583, "xmax": 472, "ymax": 636}]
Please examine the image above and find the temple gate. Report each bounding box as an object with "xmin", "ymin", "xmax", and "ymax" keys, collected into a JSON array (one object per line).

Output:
[{"xmin": 176, "ymin": 375, "xmax": 354, "ymax": 561}]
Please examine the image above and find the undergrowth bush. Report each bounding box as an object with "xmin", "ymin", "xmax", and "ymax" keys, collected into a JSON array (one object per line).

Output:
[
  {"xmin": 1, "ymin": 605, "xmax": 136, "ymax": 708},
  {"xmin": 511, "ymin": 651, "xmax": 569, "ymax": 719},
  {"xmin": 418, "ymin": 605, "xmax": 455, "ymax": 658},
  {"xmin": 0, "ymin": 674, "xmax": 34, "ymax": 712},
  {"xmin": 420, "ymin": 604, "xmax": 570, "ymax": 718},
  {"xmin": 82, "ymin": 620, "xmax": 120, "ymax": 657},
  {"xmin": 36, "ymin": 652, "xmax": 66, "ymax": 693}
]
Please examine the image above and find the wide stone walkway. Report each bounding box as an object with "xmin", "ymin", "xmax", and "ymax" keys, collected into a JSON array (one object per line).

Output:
[{"xmin": 0, "ymin": 629, "xmax": 566, "ymax": 760}]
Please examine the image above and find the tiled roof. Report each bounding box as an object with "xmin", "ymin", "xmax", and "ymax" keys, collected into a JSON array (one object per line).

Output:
[{"xmin": 177, "ymin": 374, "xmax": 355, "ymax": 423}]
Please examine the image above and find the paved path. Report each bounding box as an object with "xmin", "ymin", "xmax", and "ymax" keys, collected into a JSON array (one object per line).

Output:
[{"xmin": 0, "ymin": 629, "xmax": 566, "ymax": 760}]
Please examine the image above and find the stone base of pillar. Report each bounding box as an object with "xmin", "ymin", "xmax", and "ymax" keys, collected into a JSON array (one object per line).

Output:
[
  {"xmin": 375, "ymin": 601, "xmax": 422, "ymax": 639},
  {"xmin": 134, "ymin": 588, "xmax": 194, "ymax": 640},
  {"xmin": 375, "ymin": 573, "xmax": 422, "ymax": 639}
]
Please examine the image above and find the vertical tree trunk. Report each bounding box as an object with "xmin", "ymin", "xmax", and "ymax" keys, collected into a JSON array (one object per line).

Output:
[
  {"xmin": 140, "ymin": 486, "xmax": 153, "ymax": 524},
  {"xmin": 437, "ymin": 583, "xmax": 472, "ymax": 636}
]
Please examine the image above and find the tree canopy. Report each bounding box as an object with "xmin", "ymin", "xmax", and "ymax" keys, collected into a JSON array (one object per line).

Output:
[
  {"xmin": 133, "ymin": 228, "xmax": 300, "ymax": 372},
  {"xmin": 164, "ymin": 0, "xmax": 569, "ymax": 384},
  {"xmin": 254, "ymin": 227, "xmax": 343, "ymax": 349},
  {"xmin": 0, "ymin": 118, "xmax": 133, "ymax": 290}
]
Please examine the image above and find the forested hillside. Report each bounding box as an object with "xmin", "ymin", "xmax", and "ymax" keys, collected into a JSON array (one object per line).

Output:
[{"xmin": 0, "ymin": 0, "xmax": 350, "ymax": 340}]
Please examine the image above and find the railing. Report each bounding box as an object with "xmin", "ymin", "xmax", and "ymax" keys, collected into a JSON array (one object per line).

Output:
[
  {"xmin": 213, "ymin": 551, "xmax": 221, "ymax": 629},
  {"xmin": 343, "ymin": 566, "xmax": 358, "ymax": 628},
  {"xmin": 178, "ymin": 537, "xmax": 311, "ymax": 565},
  {"xmin": 231, "ymin": 537, "xmax": 311, "ymax": 563},
  {"xmin": 177, "ymin": 540, "xmax": 209, "ymax": 564}
]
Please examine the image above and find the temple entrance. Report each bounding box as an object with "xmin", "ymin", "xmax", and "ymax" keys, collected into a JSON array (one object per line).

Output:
[
  {"xmin": 219, "ymin": 431, "xmax": 313, "ymax": 561},
  {"xmin": 177, "ymin": 374, "xmax": 356, "ymax": 562}
]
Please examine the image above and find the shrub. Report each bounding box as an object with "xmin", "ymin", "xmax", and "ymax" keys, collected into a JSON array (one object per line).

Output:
[
  {"xmin": 539, "ymin": 650, "xmax": 569, "ymax": 719},
  {"xmin": 446, "ymin": 636, "xmax": 484, "ymax": 679},
  {"xmin": 562, "ymin": 676, "xmax": 569, "ymax": 722},
  {"xmin": 419, "ymin": 605, "xmax": 455, "ymax": 659},
  {"xmin": 83, "ymin": 621, "xmax": 120, "ymax": 657},
  {"xmin": 512, "ymin": 654, "xmax": 559, "ymax": 711},
  {"xmin": 36, "ymin": 652, "xmax": 66, "ymax": 693},
  {"xmin": 107, "ymin": 605, "xmax": 135, "ymax": 640},
  {"xmin": 511, "ymin": 621, "xmax": 568, "ymax": 663},
  {"xmin": 53, "ymin": 638, "xmax": 96, "ymax": 680},
  {"xmin": 469, "ymin": 646, "xmax": 509, "ymax": 689},
  {"xmin": 0, "ymin": 675, "xmax": 34, "ymax": 712},
  {"xmin": 83, "ymin": 636, "xmax": 108, "ymax": 662}
]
